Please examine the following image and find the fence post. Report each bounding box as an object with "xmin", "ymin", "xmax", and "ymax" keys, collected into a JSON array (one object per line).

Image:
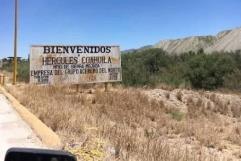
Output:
[
  {"xmin": 104, "ymin": 83, "xmax": 108, "ymax": 92},
  {"xmin": 76, "ymin": 84, "xmax": 79, "ymax": 93},
  {"xmin": 2, "ymin": 75, "xmax": 5, "ymax": 86}
]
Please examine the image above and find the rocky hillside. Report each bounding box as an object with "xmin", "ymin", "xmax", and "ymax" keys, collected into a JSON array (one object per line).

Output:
[
  {"xmin": 205, "ymin": 28, "xmax": 241, "ymax": 53},
  {"xmin": 124, "ymin": 27, "xmax": 241, "ymax": 54},
  {"xmin": 155, "ymin": 27, "xmax": 241, "ymax": 54},
  {"xmin": 154, "ymin": 36, "xmax": 216, "ymax": 54}
]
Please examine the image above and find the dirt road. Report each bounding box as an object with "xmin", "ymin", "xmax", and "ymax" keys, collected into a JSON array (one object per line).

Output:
[{"xmin": 0, "ymin": 92, "xmax": 45, "ymax": 161}]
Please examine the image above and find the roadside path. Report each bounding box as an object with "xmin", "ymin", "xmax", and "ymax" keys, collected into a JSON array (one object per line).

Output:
[{"xmin": 0, "ymin": 92, "xmax": 44, "ymax": 161}]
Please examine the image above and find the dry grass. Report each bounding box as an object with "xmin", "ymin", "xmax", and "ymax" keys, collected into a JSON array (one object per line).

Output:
[
  {"xmin": 227, "ymin": 123, "xmax": 241, "ymax": 146},
  {"xmin": 5, "ymin": 84, "xmax": 241, "ymax": 161},
  {"xmin": 176, "ymin": 90, "xmax": 183, "ymax": 101}
]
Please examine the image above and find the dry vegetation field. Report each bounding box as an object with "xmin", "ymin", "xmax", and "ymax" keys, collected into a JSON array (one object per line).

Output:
[{"xmin": 5, "ymin": 84, "xmax": 241, "ymax": 161}]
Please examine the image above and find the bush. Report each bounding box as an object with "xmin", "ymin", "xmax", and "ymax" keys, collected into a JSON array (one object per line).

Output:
[
  {"xmin": 224, "ymin": 69, "xmax": 241, "ymax": 91},
  {"xmin": 2, "ymin": 60, "xmax": 29, "ymax": 82},
  {"xmin": 122, "ymin": 49, "xmax": 240, "ymax": 90},
  {"xmin": 17, "ymin": 61, "xmax": 29, "ymax": 82},
  {"xmin": 121, "ymin": 48, "xmax": 189, "ymax": 87},
  {"xmin": 186, "ymin": 53, "xmax": 235, "ymax": 89},
  {"xmin": 122, "ymin": 49, "xmax": 172, "ymax": 86}
]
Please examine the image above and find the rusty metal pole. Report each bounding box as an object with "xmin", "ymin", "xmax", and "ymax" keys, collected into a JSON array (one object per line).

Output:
[{"xmin": 13, "ymin": 0, "xmax": 18, "ymax": 85}]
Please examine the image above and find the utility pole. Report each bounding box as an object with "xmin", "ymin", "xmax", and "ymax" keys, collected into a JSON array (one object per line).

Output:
[{"xmin": 13, "ymin": 0, "xmax": 18, "ymax": 85}]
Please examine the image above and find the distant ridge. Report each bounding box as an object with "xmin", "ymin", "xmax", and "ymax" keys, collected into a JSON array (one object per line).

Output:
[
  {"xmin": 123, "ymin": 27, "xmax": 241, "ymax": 54},
  {"xmin": 122, "ymin": 45, "xmax": 152, "ymax": 53}
]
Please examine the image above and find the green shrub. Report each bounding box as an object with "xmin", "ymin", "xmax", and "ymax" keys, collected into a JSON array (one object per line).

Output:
[
  {"xmin": 2, "ymin": 60, "xmax": 29, "ymax": 82},
  {"xmin": 224, "ymin": 69, "xmax": 241, "ymax": 91},
  {"xmin": 170, "ymin": 111, "xmax": 185, "ymax": 121},
  {"xmin": 121, "ymin": 49, "xmax": 240, "ymax": 90},
  {"xmin": 186, "ymin": 53, "xmax": 235, "ymax": 89},
  {"xmin": 122, "ymin": 49, "xmax": 172, "ymax": 86},
  {"xmin": 2, "ymin": 62, "xmax": 12, "ymax": 72},
  {"xmin": 17, "ymin": 61, "xmax": 29, "ymax": 82}
]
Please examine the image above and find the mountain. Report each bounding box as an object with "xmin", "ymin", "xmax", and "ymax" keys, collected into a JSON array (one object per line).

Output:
[
  {"xmin": 154, "ymin": 36, "xmax": 216, "ymax": 54},
  {"xmin": 124, "ymin": 27, "xmax": 241, "ymax": 54},
  {"xmin": 205, "ymin": 28, "xmax": 241, "ymax": 53},
  {"xmin": 122, "ymin": 45, "xmax": 152, "ymax": 53}
]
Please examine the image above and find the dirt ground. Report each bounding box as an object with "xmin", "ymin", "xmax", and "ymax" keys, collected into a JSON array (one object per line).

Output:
[{"xmin": 5, "ymin": 83, "xmax": 241, "ymax": 161}]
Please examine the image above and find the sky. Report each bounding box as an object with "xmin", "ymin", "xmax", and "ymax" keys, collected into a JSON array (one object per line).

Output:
[{"xmin": 0, "ymin": 0, "xmax": 241, "ymax": 59}]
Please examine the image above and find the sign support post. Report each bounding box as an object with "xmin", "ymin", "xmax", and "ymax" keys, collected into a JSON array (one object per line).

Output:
[
  {"xmin": 104, "ymin": 83, "xmax": 108, "ymax": 92},
  {"xmin": 76, "ymin": 84, "xmax": 79, "ymax": 93}
]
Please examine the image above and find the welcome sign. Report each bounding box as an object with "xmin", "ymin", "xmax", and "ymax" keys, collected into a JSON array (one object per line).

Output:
[{"xmin": 30, "ymin": 45, "xmax": 122, "ymax": 85}]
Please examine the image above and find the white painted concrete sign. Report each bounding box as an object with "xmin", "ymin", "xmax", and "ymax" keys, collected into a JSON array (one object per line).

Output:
[{"xmin": 30, "ymin": 45, "xmax": 122, "ymax": 85}]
